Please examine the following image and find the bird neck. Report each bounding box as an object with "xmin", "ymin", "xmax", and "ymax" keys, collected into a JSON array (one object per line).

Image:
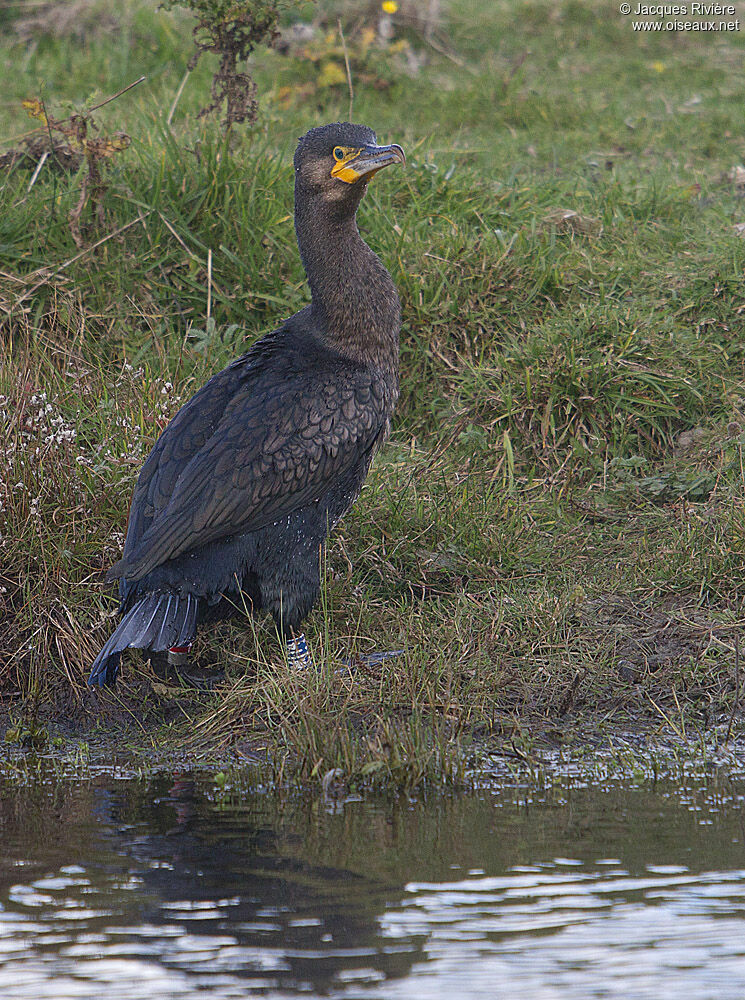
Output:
[{"xmin": 295, "ymin": 198, "xmax": 400, "ymax": 371}]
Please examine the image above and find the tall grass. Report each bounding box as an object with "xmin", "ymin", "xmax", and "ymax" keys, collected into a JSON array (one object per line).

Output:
[{"xmin": 2, "ymin": 0, "xmax": 745, "ymax": 783}]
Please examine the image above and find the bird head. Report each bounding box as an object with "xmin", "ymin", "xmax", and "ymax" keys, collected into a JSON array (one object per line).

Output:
[{"xmin": 294, "ymin": 122, "xmax": 405, "ymax": 213}]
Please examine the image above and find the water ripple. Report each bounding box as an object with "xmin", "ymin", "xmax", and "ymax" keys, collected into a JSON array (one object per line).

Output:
[{"xmin": 1, "ymin": 769, "xmax": 744, "ymax": 998}]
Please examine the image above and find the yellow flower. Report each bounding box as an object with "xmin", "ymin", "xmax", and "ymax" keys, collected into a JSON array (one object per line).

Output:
[
  {"xmin": 318, "ymin": 61, "xmax": 347, "ymax": 88},
  {"xmin": 382, "ymin": 1, "xmax": 398, "ymax": 13},
  {"xmin": 652, "ymin": 61, "xmax": 665, "ymax": 73}
]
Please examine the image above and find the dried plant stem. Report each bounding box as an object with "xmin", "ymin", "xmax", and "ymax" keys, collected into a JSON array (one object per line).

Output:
[
  {"xmin": 88, "ymin": 75, "xmax": 146, "ymax": 113},
  {"xmin": 3, "ymin": 76, "xmax": 146, "ymax": 148},
  {"xmin": 10, "ymin": 212, "xmax": 151, "ymax": 312},
  {"xmin": 206, "ymin": 247, "xmax": 213, "ymax": 320},
  {"xmin": 26, "ymin": 149, "xmax": 48, "ymax": 192},
  {"xmin": 337, "ymin": 19, "xmax": 354, "ymax": 121},
  {"xmin": 167, "ymin": 70, "xmax": 191, "ymax": 126},
  {"xmin": 726, "ymin": 635, "xmax": 740, "ymax": 742}
]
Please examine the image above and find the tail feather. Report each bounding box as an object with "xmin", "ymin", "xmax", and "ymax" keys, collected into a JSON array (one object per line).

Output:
[
  {"xmin": 88, "ymin": 591, "xmax": 198, "ymax": 688},
  {"xmin": 128, "ymin": 593, "xmax": 162, "ymax": 644},
  {"xmin": 154, "ymin": 593, "xmax": 194, "ymax": 649},
  {"xmin": 141, "ymin": 593, "xmax": 172, "ymax": 649}
]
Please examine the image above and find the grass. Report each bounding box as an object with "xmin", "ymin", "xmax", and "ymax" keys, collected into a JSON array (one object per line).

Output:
[{"xmin": 2, "ymin": 0, "xmax": 745, "ymax": 790}]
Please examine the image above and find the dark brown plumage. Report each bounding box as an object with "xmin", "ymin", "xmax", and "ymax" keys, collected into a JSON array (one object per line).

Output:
[{"xmin": 89, "ymin": 122, "xmax": 404, "ymax": 686}]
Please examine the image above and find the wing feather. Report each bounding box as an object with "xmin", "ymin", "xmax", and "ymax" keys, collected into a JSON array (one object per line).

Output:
[{"xmin": 110, "ymin": 359, "xmax": 394, "ymax": 583}]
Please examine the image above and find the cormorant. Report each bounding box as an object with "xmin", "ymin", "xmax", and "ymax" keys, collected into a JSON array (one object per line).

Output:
[{"xmin": 89, "ymin": 122, "xmax": 405, "ymax": 687}]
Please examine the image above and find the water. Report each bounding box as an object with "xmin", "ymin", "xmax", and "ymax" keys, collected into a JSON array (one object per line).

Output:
[{"xmin": 1, "ymin": 758, "xmax": 744, "ymax": 998}]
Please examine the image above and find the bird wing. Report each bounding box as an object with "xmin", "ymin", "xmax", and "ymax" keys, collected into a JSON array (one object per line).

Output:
[
  {"xmin": 109, "ymin": 364, "xmax": 393, "ymax": 583},
  {"xmin": 123, "ymin": 358, "xmax": 247, "ymax": 556}
]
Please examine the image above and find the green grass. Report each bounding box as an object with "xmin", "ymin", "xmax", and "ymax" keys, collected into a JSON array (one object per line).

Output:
[{"xmin": 2, "ymin": 0, "xmax": 745, "ymax": 788}]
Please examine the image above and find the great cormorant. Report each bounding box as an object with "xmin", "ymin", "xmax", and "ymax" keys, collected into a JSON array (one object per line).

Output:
[{"xmin": 89, "ymin": 122, "xmax": 405, "ymax": 686}]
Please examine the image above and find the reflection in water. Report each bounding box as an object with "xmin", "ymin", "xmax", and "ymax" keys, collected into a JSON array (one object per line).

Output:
[{"xmin": 0, "ymin": 762, "xmax": 744, "ymax": 998}]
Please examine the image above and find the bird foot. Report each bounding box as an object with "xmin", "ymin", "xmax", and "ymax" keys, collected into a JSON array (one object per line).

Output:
[
  {"xmin": 172, "ymin": 664, "xmax": 224, "ymax": 691},
  {"xmin": 148, "ymin": 648, "xmax": 224, "ymax": 690},
  {"xmin": 339, "ymin": 649, "xmax": 404, "ymax": 672},
  {"xmin": 285, "ymin": 636, "xmax": 404, "ymax": 675}
]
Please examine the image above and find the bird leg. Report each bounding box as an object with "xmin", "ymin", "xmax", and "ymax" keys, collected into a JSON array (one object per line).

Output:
[
  {"xmin": 151, "ymin": 644, "xmax": 223, "ymax": 690},
  {"xmin": 286, "ymin": 632, "xmax": 314, "ymax": 671},
  {"xmin": 167, "ymin": 644, "xmax": 192, "ymax": 667}
]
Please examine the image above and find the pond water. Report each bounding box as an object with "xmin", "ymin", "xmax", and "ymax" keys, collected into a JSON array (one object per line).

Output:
[{"xmin": 0, "ymin": 754, "xmax": 744, "ymax": 998}]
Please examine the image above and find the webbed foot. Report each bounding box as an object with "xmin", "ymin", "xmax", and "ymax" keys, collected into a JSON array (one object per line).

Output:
[
  {"xmin": 149, "ymin": 647, "xmax": 224, "ymax": 690},
  {"xmin": 339, "ymin": 649, "xmax": 404, "ymax": 672}
]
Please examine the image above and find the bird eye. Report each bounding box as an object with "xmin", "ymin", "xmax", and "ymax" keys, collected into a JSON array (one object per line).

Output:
[{"xmin": 333, "ymin": 147, "xmax": 345, "ymax": 161}]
